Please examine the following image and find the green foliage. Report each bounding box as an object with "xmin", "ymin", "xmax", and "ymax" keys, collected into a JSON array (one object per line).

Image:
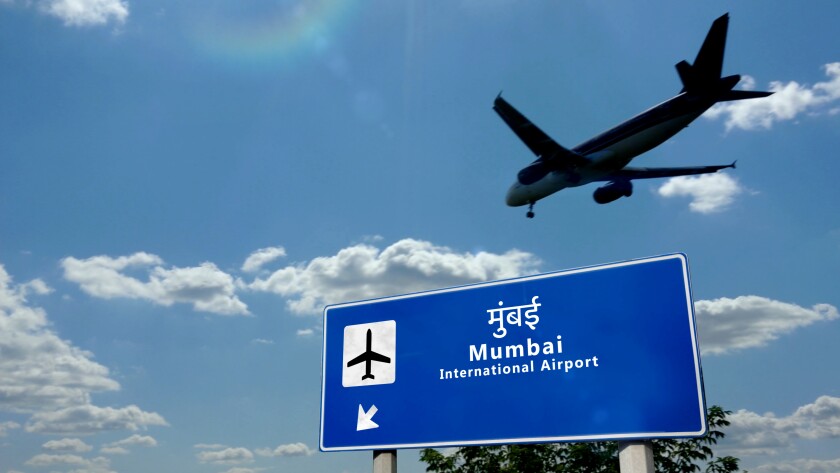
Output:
[{"xmin": 420, "ymin": 406, "xmax": 740, "ymax": 473}]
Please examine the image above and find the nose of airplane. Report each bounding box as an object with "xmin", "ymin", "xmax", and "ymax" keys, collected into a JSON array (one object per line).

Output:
[{"xmin": 505, "ymin": 183, "xmax": 527, "ymax": 207}]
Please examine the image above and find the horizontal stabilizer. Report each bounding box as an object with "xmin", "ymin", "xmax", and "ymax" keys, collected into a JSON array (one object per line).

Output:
[
  {"xmin": 676, "ymin": 60, "xmax": 694, "ymax": 93},
  {"xmin": 718, "ymin": 90, "xmax": 774, "ymax": 102}
]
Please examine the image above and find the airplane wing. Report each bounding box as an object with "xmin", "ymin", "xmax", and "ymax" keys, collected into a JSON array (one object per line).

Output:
[
  {"xmin": 346, "ymin": 353, "xmax": 366, "ymax": 367},
  {"xmin": 346, "ymin": 351, "xmax": 391, "ymax": 368},
  {"xmin": 601, "ymin": 162, "xmax": 735, "ymax": 181},
  {"xmin": 493, "ymin": 94, "xmax": 589, "ymax": 168},
  {"xmin": 368, "ymin": 351, "xmax": 391, "ymax": 364}
]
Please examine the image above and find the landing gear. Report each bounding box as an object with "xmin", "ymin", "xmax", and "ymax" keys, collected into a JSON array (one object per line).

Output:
[{"xmin": 526, "ymin": 202, "xmax": 535, "ymax": 219}]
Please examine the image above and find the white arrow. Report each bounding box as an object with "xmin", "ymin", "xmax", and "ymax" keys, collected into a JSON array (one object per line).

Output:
[{"xmin": 356, "ymin": 404, "xmax": 379, "ymax": 431}]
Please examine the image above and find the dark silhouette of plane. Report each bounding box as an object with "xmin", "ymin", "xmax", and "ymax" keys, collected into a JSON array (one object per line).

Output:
[
  {"xmin": 346, "ymin": 329, "xmax": 391, "ymax": 380},
  {"xmin": 495, "ymin": 13, "xmax": 772, "ymax": 218}
]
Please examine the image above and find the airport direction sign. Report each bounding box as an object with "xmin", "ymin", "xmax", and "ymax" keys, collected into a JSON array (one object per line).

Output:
[{"xmin": 320, "ymin": 254, "xmax": 706, "ymax": 451}]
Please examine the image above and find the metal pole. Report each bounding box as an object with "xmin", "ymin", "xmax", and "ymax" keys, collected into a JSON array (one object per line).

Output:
[
  {"xmin": 618, "ymin": 441, "xmax": 654, "ymax": 473},
  {"xmin": 373, "ymin": 449, "xmax": 397, "ymax": 473}
]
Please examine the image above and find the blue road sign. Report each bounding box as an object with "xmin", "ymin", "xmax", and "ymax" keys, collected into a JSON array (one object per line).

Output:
[{"xmin": 320, "ymin": 254, "xmax": 706, "ymax": 451}]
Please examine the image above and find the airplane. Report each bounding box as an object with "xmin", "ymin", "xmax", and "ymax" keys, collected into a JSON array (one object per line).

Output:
[
  {"xmin": 346, "ymin": 329, "xmax": 391, "ymax": 381},
  {"xmin": 494, "ymin": 13, "xmax": 772, "ymax": 218}
]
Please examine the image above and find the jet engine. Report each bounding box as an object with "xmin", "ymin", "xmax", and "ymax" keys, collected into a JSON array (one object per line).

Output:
[{"xmin": 593, "ymin": 180, "xmax": 633, "ymax": 204}]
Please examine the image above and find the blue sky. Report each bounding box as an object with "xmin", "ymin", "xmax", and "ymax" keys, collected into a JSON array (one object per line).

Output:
[{"xmin": 2, "ymin": 1, "xmax": 840, "ymax": 472}]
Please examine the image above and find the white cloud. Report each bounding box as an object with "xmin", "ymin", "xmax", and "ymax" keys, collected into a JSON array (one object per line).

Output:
[
  {"xmin": 42, "ymin": 438, "xmax": 93, "ymax": 453},
  {"xmin": 0, "ymin": 264, "xmax": 167, "ymax": 440},
  {"xmin": 61, "ymin": 253, "xmax": 163, "ymax": 299},
  {"xmin": 255, "ymin": 442, "xmax": 314, "ymax": 457},
  {"xmin": 100, "ymin": 445, "xmax": 129, "ymax": 455},
  {"xmin": 241, "ymin": 247, "xmax": 287, "ymax": 273},
  {"xmin": 296, "ymin": 328, "xmax": 315, "ymax": 337},
  {"xmin": 721, "ymin": 396, "xmax": 840, "ymax": 456},
  {"xmin": 196, "ymin": 447, "xmax": 254, "ymax": 464},
  {"xmin": 194, "ymin": 443, "xmax": 228, "ymax": 449},
  {"xmin": 61, "ymin": 241, "xmax": 542, "ymax": 320},
  {"xmin": 219, "ymin": 468, "xmax": 266, "ymax": 473},
  {"xmin": 704, "ymin": 63, "xmax": 840, "ymax": 131},
  {"xmin": 62, "ymin": 253, "xmax": 249, "ymax": 316},
  {"xmin": 752, "ymin": 458, "xmax": 840, "ymax": 473},
  {"xmin": 695, "ymin": 296, "xmax": 838, "ymax": 355},
  {"xmin": 25, "ymin": 404, "xmax": 168, "ymax": 434},
  {"xmin": 26, "ymin": 453, "xmax": 92, "ymax": 466},
  {"xmin": 100, "ymin": 434, "xmax": 156, "ymax": 454},
  {"xmin": 0, "ymin": 420, "xmax": 20, "ymax": 436},
  {"xmin": 101, "ymin": 434, "xmax": 157, "ymax": 454},
  {"xmin": 251, "ymin": 338, "xmax": 274, "ymax": 345},
  {"xmin": 248, "ymin": 239, "xmax": 541, "ymax": 315},
  {"xmin": 111, "ymin": 433, "xmax": 157, "ymax": 447},
  {"xmin": 20, "ymin": 278, "xmax": 53, "ymax": 297},
  {"xmin": 38, "ymin": 0, "xmax": 128, "ymax": 27},
  {"xmin": 152, "ymin": 263, "xmax": 249, "ymax": 315},
  {"xmin": 25, "ymin": 453, "xmax": 113, "ymax": 473},
  {"xmin": 657, "ymin": 173, "xmax": 743, "ymax": 213},
  {"xmin": 0, "ymin": 264, "xmax": 120, "ymax": 413}
]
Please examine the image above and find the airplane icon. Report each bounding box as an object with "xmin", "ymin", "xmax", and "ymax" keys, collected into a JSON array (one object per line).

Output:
[
  {"xmin": 346, "ymin": 329, "xmax": 391, "ymax": 381},
  {"xmin": 495, "ymin": 13, "xmax": 773, "ymax": 218}
]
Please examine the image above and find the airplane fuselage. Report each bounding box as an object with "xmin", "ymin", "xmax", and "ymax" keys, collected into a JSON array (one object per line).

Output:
[{"xmin": 505, "ymin": 93, "xmax": 714, "ymax": 207}]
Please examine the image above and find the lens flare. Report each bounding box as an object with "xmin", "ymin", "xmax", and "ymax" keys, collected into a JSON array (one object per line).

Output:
[{"xmin": 188, "ymin": 1, "xmax": 356, "ymax": 70}]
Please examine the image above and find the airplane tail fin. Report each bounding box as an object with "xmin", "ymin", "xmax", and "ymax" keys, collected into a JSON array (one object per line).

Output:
[{"xmin": 676, "ymin": 13, "xmax": 772, "ymax": 101}]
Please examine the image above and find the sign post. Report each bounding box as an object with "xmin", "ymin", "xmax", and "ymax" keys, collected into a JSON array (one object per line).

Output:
[
  {"xmin": 321, "ymin": 254, "xmax": 705, "ymax": 459},
  {"xmin": 619, "ymin": 441, "xmax": 655, "ymax": 473},
  {"xmin": 373, "ymin": 450, "xmax": 396, "ymax": 473}
]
